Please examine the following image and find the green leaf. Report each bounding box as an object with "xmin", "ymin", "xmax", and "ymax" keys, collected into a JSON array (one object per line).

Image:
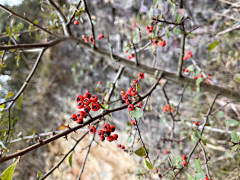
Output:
[
  {"xmin": 36, "ymin": 33, "xmax": 41, "ymax": 41},
  {"xmin": 195, "ymin": 158, "xmax": 204, "ymax": 174},
  {"xmin": 173, "ymin": 155, "xmax": 182, "ymax": 167},
  {"xmin": 232, "ymin": 145, "xmax": 239, "ymax": 152},
  {"xmin": 165, "ymin": 28, "xmax": 170, "ymax": 38},
  {"xmin": 168, "ymin": 156, "xmax": 173, "ymax": 166},
  {"xmin": 196, "ymin": 77, "xmax": 203, "ymax": 86},
  {"xmin": 17, "ymin": 22, "xmax": 24, "ymax": 32},
  {"xmin": 17, "ymin": 94, "xmax": 23, "ymax": 110},
  {"xmin": 208, "ymin": 41, "xmax": 218, "ymax": 52},
  {"xmin": 6, "ymin": 26, "xmax": 12, "ymax": 37},
  {"xmin": 145, "ymin": 159, "xmax": 153, "ymax": 170},
  {"xmin": 134, "ymin": 147, "xmax": 149, "ymax": 157},
  {"xmin": 225, "ymin": 119, "xmax": 240, "ymax": 127},
  {"xmin": 133, "ymin": 27, "xmax": 140, "ymax": 44},
  {"xmin": 2, "ymin": 158, "xmax": 19, "ymax": 180},
  {"xmin": 137, "ymin": 84, "xmax": 141, "ymax": 90},
  {"xmin": 231, "ymin": 131, "xmax": 239, "ymax": 143},
  {"xmin": 195, "ymin": 131, "xmax": 201, "ymax": 139},
  {"xmin": 69, "ymin": 152, "xmax": 73, "ymax": 167},
  {"xmin": 195, "ymin": 173, "xmax": 205, "ymax": 180},
  {"xmin": 217, "ymin": 110, "xmax": 224, "ymax": 118},
  {"xmin": 188, "ymin": 33, "xmax": 194, "ymax": 37},
  {"xmin": 173, "ymin": 27, "xmax": 185, "ymax": 35},
  {"xmin": 91, "ymin": 20, "xmax": 97, "ymax": 25},
  {"xmin": 175, "ymin": 14, "xmax": 182, "ymax": 23},
  {"xmin": 127, "ymin": 137, "xmax": 132, "ymax": 143},
  {"xmin": 37, "ymin": 170, "xmax": 42, "ymax": 179},
  {"xmin": 34, "ymin": 20, "xmax": 38, "ymax": 25},
  {"xmin": 130, "ymin": 107, "xmax": 143, "ymax": 118},
  {"xmin": 185, "ymin": 172, "xmax": 194, "ymax": 180},
  {"xmin": 5, "ymin": 92, "xmax": 14, "ymax": 99},
  {"xmin": 0, "ymin": 103, "xmax": 5, "ymax": 109}
]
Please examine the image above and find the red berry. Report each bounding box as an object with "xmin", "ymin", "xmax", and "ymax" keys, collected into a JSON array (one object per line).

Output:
[
  {"xmin": 98, "ymin": 35, "xmax": 102, "ymax": 40},
  {"xmin": 194, "ymin": 77, "xmax": 198, "ymax": 80},
  {"xmin": 83, "ymin": 98, "xmax": 91, "ymax": 106},
  {"xmin": 182, "ymin": 161, "xmax": 188, "ymax": 166},
  {"xmin": 102, "ymin": 123, "xmax": 110, "ymax": 132},
  {"xmin": 84, "ymin": 93, "xmax": 92, "ymax": 99},
  {"xmin": 74, "ymin": 20, "xmax": 79, "ymax": 25},
  {"xmin": 71, "ymin": 114, "xmax": 77, "ymax": 121},
  {"xmin": 125, "ymin": 99, "xmax": 132, "ymax": 105},
  {"xmin": 194, "ymin": 121, "xmax": 199, "ymax": 126},
  {"xmin": 131, "ymin": 120, "xmax": 135, "ymax": 125},
  {"xmin": 164, "ymin": 150, "xmax": 168, "ymax": 154},
  {"xmin": 98, "ymin": 81, "xmax": 102, "ymax": 85},
  {"xmin": 145, "ymin": 26, "xmax": 150, "ymax": 30},
  {"xmin": 106, "ymin": 135, "xmax": 114, "ymax": 142},
  {"xmin": 133, "ymin": 79, "xmax": 138, "ymax": 84},
  {"xmin": 207, "ymin": 80, "xmax": 210, "ymax": 84},
  {"xmin": 84, "ymin": 106, "xmax": 91, "ymax": 113},
  {"xmin": 110, "ymin": 125, "xmax": 116, "ymax": 132},
  {"xmin": 76, "ymin": 118, "xmax": 83, "ymax": 124},
  {"xmin": 91, "ymin": 102, "xmax": 100, "ymax": 111},
  {"xmin": 128, "ymin": 56, "xmax": 132, "ymax": 60},
  {"xmin": 122, "ymin": 94, "xmax": 128, "ymax": 101},
  {"xmin": 148, "ymin": 29, "xmax": 152, "ymax": 33},
  {"xmin": 112, "ymin": 134, "xmax": 118, "ymax": 140},
  {"xmin": 75, "ymin": 95, "xmax": 84, "ymax": 102},
  {"xmin": 182, "ymin": 69, "xmax": 185, "ymax": 73},
  {"xmin": 199, "ymin": 74, "xmax": 203, "ymax": 78},
  {"xmin": 131, "ymin": 89, "xmax": 137, "ymax": 96},
  {"xmin": 204, "ymin": 177, "xmax": 210, "ymax": 180},
  {"xmin": 186, "ymin": 51, "xmax": 192, "ymax": 55},
  {"xmin": 98, "ymin": 130, "xmax": 104, "ymax": 137},
  {"xmin": 77, "ymin": 101, "xmax": 84, "ymax": 109},
  {"xmin": 194, "ymin": 87, "xmax": 197, "ymax": 90},
  {"xmin": 77, "ymin": 111, "xmax": 85, "ymax": 119},
  {"xmin": 131, "ymin": 53, "xmax": 135, "ymax": 58},
  {"xmin": 89, "ymin": 36, "xmax": 93, "ymax": 41},
  {"xmin": 89, "ymin": 126, "xmax": 96, "ymax": 134},
  {"xmin": 185, "ymin": 69, "xmax": 189, "ymax": 72},
  {"xmin": 100, "ymin": 34, "xmax": 104, "ymax": 38},
  {"xmin": 138, "ymin": 101, "xmax": 142, "ymax": 108},
  {"xmin": 92, "ymin": 40, "xmax": 96, "ymax": 44},
  {"xmin": 126, "ymin": 50, "xmax": 128, "ymax": 53},
  {"xmin": 182, "ymin": 155, "xmax": 187, "ymax": 160},
  {"xmin": 138, "ymin": 73, "xmax": 144, "ymax": 79},
  {"xmin": 121, "ymin": 145, "xmax": 125, "ymax": 150},
  {"xmin": 154, "ymin": 169, "xmax": 158, "ymax": 173},
  {"xmin": 158, "ymin": 174, "xmax": 162, "ymax": 178},
  {"xmin": 90, "ymin": 95, "xmax": 98, "ymax": 102},
  {"xmin": 149, "ymin": 26, "xmax": 153, "ymax": 31},
  {"xmin": 128, "ymin": 104, "xmax": 134, "ymax": 111},
  {"xmin": 160, "ymin": 41, "xmax": 166, "ymax": 47},
  {"xmin": 183, "ymin": 56, "xmax": 188, "ymax": 61},
  {"xmin": 84, "ymin": 37, "xmax": 89, "ymax": 43},
  {"xmin": 126, "ymin": 90, "xmax": 131, "ymax": 96},
  {"xmin": 117, "ymin": 144, "xmax": 121, "ymax": 148},
  {"xmin": 99, "ymin": 136, "xmax": 105, "ymax": 141}
]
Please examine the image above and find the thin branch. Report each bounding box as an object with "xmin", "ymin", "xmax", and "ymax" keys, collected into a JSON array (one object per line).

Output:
[
  {"xmin": 0, "ymin": 29, "xmax": 41, "ymax": 40},
  {"xmin": 199, "ymin": 141, "xmax": 211, "ymax": 179},
  {"xmin": 211, "ymin": 101, "xmax": 234, "ymax": 115},
  {"xmin": 133, "ymin": 43, "xmax": 138, "ymax": 66},
  {"xmin": 173, "ymin": 85, "xmax": 186, "ymax": 117},
  {"xmin": 47, "ymin": 0, "xmax": 72, "ymax": 36},
  {"xmin": 82, "ymin": 0, "xmax": 95, "ymax": 39},
  {"xmin": 0, "ymin": 5, "xmax": 55, "ymax": 36},
  {"xmin": 40, "ymin": 132, "xmax": 88, "ymax": 180}
]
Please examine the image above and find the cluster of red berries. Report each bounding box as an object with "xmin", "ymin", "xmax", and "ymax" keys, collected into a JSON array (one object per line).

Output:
[
  {"xmin": 152, "ymin": 38, "xmax": 166, "ymax": 47},
  {"xmin": 71, "ymin": 92, "xmax": 101, "ymax": 124},
  {"xmin": 117, "ymin": 144, "xmax": 126, "ymax": 150},
  {"xmin": 98, "ymin": 34, "xmax": 104, "ymax": 40},
  {"xmin": 194, "ymin": 74, "xmax": 211, "ymax": 84},
  {"xmin": 97, "ymin": 123, "xmax": 118, "ymax": 142},
  {"xmin": 120, "ymin": 72, "xmax": 144, "ymax": 111},
  {"xmin": 183, "ymin": 51, "xmax": 193, "ymax": 61},
  {"xmin": 154, "ymin": 169, "xmax": 162, "ymax": 178},
  {"xmin": 182, "ymin": 155, "xmax": 188, "ymax": 166},
  {"xmin": 74, "ymin": 20, "xmax": 79, "ymax": 25},
  {"xmin": 127, "ymin": 53, "xmax": 135, "ymax": 60},
  {"xmin": 161, "ymin": 104, "xmax": 175, "ymax": 113},
  {"xmin": 82, "ymin": 35, "xmax": 95, "ymax": 44},
  {"xmin": 145, "ymin": 25, "xmax": 153, "ymax": 33}
]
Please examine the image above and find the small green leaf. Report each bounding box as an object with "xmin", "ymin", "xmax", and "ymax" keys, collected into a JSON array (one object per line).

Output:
[
  {"xmin": 37, "ymin": 170, "xmax": 42, "ymax": 179},
  {"xmin": 195, "ymin": 173, "xmax": 205, "ymax": 180},
  {"xmin": 231, "ymin": 131, "xmax": 239, "ymax": 143},
  {"xmin": 208, "ymin": 41, "xmax": 218, "ymax": 52},
  {"xmin": 2, "ymin": 158, "xmax": 19, "ymax": 180},
  {"xmin": 5, "ymin": 92, "xmax": 14, "ymax": 99},
  {"xmin": 173, "ymin": 155, "xmax": 182, "ymax": 167},
  {"xmin": 217, "ymin": 110, "xmax": 224, "ymax": 118},
  {"xmin": 168, "ymin": 156, "xmax": 173, "ymax": 166},
  {"xmin": 195, "ymin": 131, "xmax": 201, "ymax": 139},
  {"xmin": 225, "ymin": 119, "xmax": 240, "ymax": 127},
  {"xmin": 69, "ymin": 152, "xmax": 73, "ymax": 167},
  {"xmin": 91, "ymin": 20, "xmax": 97, "ymax": 25},
  {"xmin": 232, "ymin": 145, "xmax": 239, "ymax": 152},
  {"xmin": 130, "ymin": 107, "xmax": 143, "ymax": 118},
  {"xmin": 145, "ymin": 159, "xmax": 153, "ymax": 170},
  {"xmin": 137, "ymin": 84, "xmax": 141, "ymax": 90},
  {"xmin": 36, "ymin": 33, "xmax": 41, "ymax": 41},
  {"xmin": 134, "ymin": 147, "xmax": 149, "ymax": 157},
  {"xmin": 17, "ymin": 94, "xmax": 23, "ymax": 110},
  {"xmin": 165, "ymin": 28, "xmax": 170, "ymax": 38},
  {"xmin": 195, "ymin": 158, "xmax": 204, "ymax": 174},
  {"xmin": 127, "ymin": 137, "xmax": 132, "ymax": 143},
  {"xmin": 34, "ymin": 20, "xmax": 38, "ymax": 25},
  {"xmin": 185, "ymin": 172, "xmax": 194, "ymax": 180},
  {"xmin": 175, "ymin": 14, "xmax": 182, "ymax": 23},
  {"xmin": 0, "ymin": 103, "xmax": 5, "ymax": 109},
  {"xmin": 188, "ymin": 33, "xmax": 194, "ymax": 37},
  {"xmin": 7, "ymin": 26, "xmax": 12, "ymax": 37},
  {"xmin": 196, "ymin": 77, "xmax": 203, "ymax": 86}
]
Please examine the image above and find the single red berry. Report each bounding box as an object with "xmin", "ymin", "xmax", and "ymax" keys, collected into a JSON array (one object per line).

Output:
[
  {"xmin": 84, "ymin": 92, "xmax": 92, "ymax": 99},
  {"xmin": 90, "ymin": 95, "xmax": 98, "ymax": 102},
  {"xmin": 182, "ymin": 155, "xmax": 187, "ymax": 160},
  {"xmin": 91, "ymin": 102, "xmax": 100, "ymax": 111},
  {"xmin": 158, "ymin": 174, "xmax": 162, "ymax": 178},
  {"xmin": 204, "ymin": 177, "xmax": 210, "ymax": 180},
  {"xmin": 122, "ymin": 94, "xmax": 128, "ymax": 101},
  {"xmin": 110, "ymin": 125, "xmax": 116, "ymax": 132},
  {"xmin": 98, "ymin": 35, "xmax": 102, "ymax": 40},
  {"xmin": 154, "ymin": 169, "xmax": 158, "ymax": 173},
  {"xmin": 112, "ymin": 134, "xmax": 118, "ymax": 140},
  {"xmin": 131, "ymin": 53, "xmax": 135, "ymax": 58},
  {"xmin": 71, "ymin": 114, "xmax": 77, "ymax": 121},
  {"xmin": 138, "ymin": 101, "xmax": 142, "ymax": 108},
  {"xmin": 186, "ymin": 51, "xmax": 192, "ymax": 55},
  {"xmin": 138, "ymin": 72, "xmax": 144, "ymax": 79},
  {"xmin": 89, "ymin": 126, "xmax": 96, "ymax": 134},
  {"xmin": 126, "ymin": 50, "xmax": 128, "ymax": 53},
  {"xmin": 145, "ymin": 26, "xmax": 150, "ymax": 30},
  {"xmin": 185, "ymin": 69, "xmax": 189, "ymax": 72},
  {"xmin": 98, "ymin": 130, "xmax": 104, "ymax": 137},
  {"xmin": 194, "ymin": 77, "xmax": 198, "ymax": 80},
  {"xmin": 120, "ymin": 91, "xmax": 125, "ymax": 96},
  {"xmin": 199, "ymin": 74, "xmax": 203, "ymax": 78},
  {"xmin": 207, "ymin": 80, "xmax": 210, "ymax": 84},
  {"xmin": 194, "ymin": 87, "xmax": 197, "ymax": 90},
  {"xmin": 76, "ymin": 118, "xmax": 83, "ymax": 124},
  {"xmin": 126, "ymin": 90, "xmax": 131, "ymax": 96},
  {"xmin": 83, "ymin": 98, "xmax": 91, "ymax": 106},
  {"xmin": 148, "ymin": 29, "xmax": 152, "ymax": 33},
  {"xmin": 98, "ymin": 81, "xmax": 102, "ymax": 85},
  {"xmin": 99, "ymin": 136, "xmax": 105, "ymax": 141},
  {"xmin": 75, "ymin": 95, "xmax": 84, "ymax": 102},
  {"xmin": 149, "ymin": 26, "xmax": 153, "ymax": 31},
  {"xmin": 164, "ymin": 150, "xmax": 168, "ymax": 154},
  {"xmin": 102, "ymin": 123, "xmax": 110, "ymax": 132},
  {"xmin": 182, "ymin": 69, "xmax": 185, "ymax": 73},
  {"xmin": 125, "ymin": 99, "xmax": 132, "ymax": 105},
  {"xmin": 131, "ymin": 120, "xmax": 135, "ymax": 125},
  {"xmin": 121, "ymin": 145, "xmax": 125, "ymax": 150},
  {"xmin": 183, "ymin": 56, "xmax": 188, "ymax": 61},
  {"xmin": 92, "ymin": 40, "xmax": 96, "ymax": 44},
  {"xmin": 74, "ymin": 20, "xmax": 79, "ymax": 25},
  {"xmin": 77, "ymin": 101, "xmax": 84, "ymax": 109},
  {"xmin": 89, "ymin": 36, "xmax": 93, "ymax": 41},
  {"xmin": 194, "ymin": 121, "xmax": 199, "ymax": 126},
  {"xmin": 77, "ymin": 111, "xmax": 85, "ymax": 119},
  {"xmin": 128, "ymin": 104, "xmax": 134, "ymax": 111},
  {"xmin": 133, "ymin": 79, "xmax": 138, "ymax": 84},
  {"xmin": 128, "ymin": 56, "xmax": 132, "ymax": 60},
  {"xmin": 84, "ymin": 37, "xmax": 89, "ymax": 43},
  {"xmin": 100, "ymin": 34, "xmax": 104, "ymax": 38},
  {"xmin": 117, "ymin": 144, "xmax": 121, "ymax": 148},
  {"xmin": 160, "ymin": 41, "xmax": 166, "ymax": 47},
  {"xmin": 131, "ymin": 89, "xmax": 137, "ymax": 96},
  {"xmin": 106, "ymin": 135, "xmax": 114, "ymax": 142},
  {"xmin": 84, "ymin": 106, "xmax": 91, "ymax": 113},
  {"xmin": 182, "ymin": 161, "xmax": 188, "ymax": 166}
]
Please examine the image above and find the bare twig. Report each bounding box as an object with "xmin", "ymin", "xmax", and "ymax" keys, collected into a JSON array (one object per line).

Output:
[
  {"xmin": 173, "ymin": 85, "xmax": 186, "ymax": 117},
  {"xmin": 199, "ymin": 141, "xmax": 211, "ymax": 179},
  {"xmin": 82, "ymin": 0, "xmax": 95, "ymax": 39}
]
